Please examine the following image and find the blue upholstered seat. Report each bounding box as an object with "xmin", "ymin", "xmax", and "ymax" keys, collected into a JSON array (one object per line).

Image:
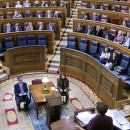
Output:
[
  {"xmin": 38, "ymin": 35, "xmax": 47, "ymax": 46},
  {"xmin": 78, "ymin": 38, "xmax": 88, "ymax": 52},
  {"xmin": 0, "ymin": 40, "xmax": 4, "ymax": 57},
  {"xmin": 108, "ymin": 46, "xmax": 114, "ymax": 56},
  {"xmin": 67, "ymin": 37, "xmax": 77, "ymax": 49},
  {"xmin": 28, "ymin": 35, "xmax": 36, "ymax": 45},
  {"xmin": 18, "ymin": 36, "xmax": 27, "ymax": 46},
  {"xmin": 4, "ymin": 37, "xmax": 14, "ymax": 49}
]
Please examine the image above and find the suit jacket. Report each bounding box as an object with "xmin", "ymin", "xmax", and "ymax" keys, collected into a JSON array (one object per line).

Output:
[
  {"xmin": 25, "ymin": 12, "xmax": 32, "ymax": 17},
  {"xmin": 13, "ymin": 26, "xmax": 22, "ymax": 32},
  {"xmin": 3, "ymin": 27, "xmax": 13, "ymax": 33},
  {"xmin": 46, "ymin": 25, "xmax": 56, "ymax": 33},
  {"xmin": 23, "ymin": 3, "xmax": 31, "ymax": 7},
  {"xmin": 75, "ymin": 27, "xmax": 83, "ymax": 33},
  {"xmin": 95, "ymin": 30, "xmax": 103, "ymax": 37},
  {"xmin": 108, "ymin": 56, "xmax": 119, "ymax": 67},
  {"xmin": 14, "ymin": 82, "xmax": 28, "ymax": 100},
  {"xmin": 84, "ymin": 27, "xmax": 94, "ymax": 35},
  {"xmin": 102, "ymin": 33, "xmax": 112, "ymax": 40},
  {"xmin": 114, "ymin": 35, "xmax": 124, "ymax": 44},
  {"xmin": 60, "ymin": 2, "xmax": 66, "ymax": 7},
  {"xmin": 36, "ymin": 25, "xmax": 46, "ymax": 30},
  {"xmin": 91, "ymin": 15, "xmax": 100, "ymax": 21},
  {"xmin": 33, "ymin": 3, "xmax": 40, "ymax": 7},
  {"xmin": 45, "ymin": 13, "xmax": 54, "ymax": 18}
]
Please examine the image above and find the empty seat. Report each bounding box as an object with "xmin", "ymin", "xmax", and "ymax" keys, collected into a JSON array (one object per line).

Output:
[
  {"xmin": 103, "ymin": 4, "xmax": 110, "ymax": 10},
  {"xmin": 4, "ymin": 37, "xmax": 14, "ymax": 49},
  {"xmin": 81, "ymin": 3, "xmax": 88, "ymax": 8},
  {"xmin": 67, "ymin": 37, "xmax": 77, "ymax": 49},
  {"xmin": 121, "ymin": 6, "xmax": 128, "ymax": 13},
  {"xmin": 101, "ymin": 15, "xmax": 108, "ymax": 23},
  {"xmin": 108, "ymin": 47, "xmax": 114, "ymax": 55},
  {"xmin": 0, "ymin": 40, "xmax": 4, "ymax": 57},
  {"xmin": 7, "ymin": 11, "xmax": 14, "ymax": 19},
  {"xmin": 18, "ymin": 35, "xmax": 27, "ymax": 46},
  {"xmin": 110, "ymin": 29, "xmax": 117, "ymax": 40},
  {"xmin": 94, "ymin": 43, "xmax": 107, "ymax": 59},
  {"xmin": 28, "ymin": 35, "xmax": 36, "ymax": 45},
  {"xmin": 89, "ymin": 41, "xmax": 99, "ymax": 55},
  {"xmin": 0, "ymin": 12, "xmax": 3, "ymax": 19},
  {"xmin": 38, "ymin": 35, "xmax": 47, "ymax": 46},
  {"xmin": 78, "ymin": 38, "xmax": 88, "ymax": 52}
]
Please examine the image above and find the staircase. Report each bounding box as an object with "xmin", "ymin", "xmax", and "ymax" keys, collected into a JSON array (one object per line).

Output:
[{"xmin": 47, "ymin": 0, "xmax": 82, "ymax": 73}]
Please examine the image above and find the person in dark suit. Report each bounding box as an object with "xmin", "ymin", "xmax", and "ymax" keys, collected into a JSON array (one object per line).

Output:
[
  {"xmin": 3, "ymin": 23, "xmax": 13, "ymax": 33},
  {"xmin": 91, "ymin": 12, "xmax": 100, "ymax": 21},
  {"xmin": 45, "ymin": 10, "xmax": 54, "ymax": 18},
  {"xmin": 50, "ymin": 1, "xmax": 57, "ymax": 7},
  {"xmin": 84, "ymin": 23, "xmax": 95, "ymax": 35},
  {"xmin": 13, "ymin": 23, "xmax": 22, "ymax": 32},
  {"xmin": 60, "ymin": 0, "xmax": 66, "ymax": 7},
  {"xmin": 80, "ymin": 14, "xmax": 89, "ymax": 20},
  {"xmin": 95, "ymin": 25, "xmax": 103, "ymax": 37},
  {"xmin": 75, "ymin": 23, "xmax": 83, "ymax": 33},
  {"xmin": 33, "ymin": 0, "xmax": 40, "ymax": 7},
  {"xmin": 46, "ymin": 22, "xmax": 56, "ymax": 33},
  {"xmin": 36, "ymin": 22, "xmax": 46, "ymax": 30},
  {"xmin": 14, "ymin": 76, "xmax": 30, "ymax": 112},
  {"xmin": 36, "ymin": 12, "xmax": 43, "ymax": 18},
  {"xmin": 3, "ymin": 1, "xmax": 12, "ymax": 8},
  {"xmin": 75, "ymin": 102, "xmax": 113, "ymax": 130},
  {"xmin": 102, "ymin": 30, "xmax": 112, "ymax": 41},
  {"xmin": 25, "ymin": 9, "xmax": 32, "ymax": 18},
  {"xmin": 57, "ymin": 73, "xmax": 69, "ymax": 104}
]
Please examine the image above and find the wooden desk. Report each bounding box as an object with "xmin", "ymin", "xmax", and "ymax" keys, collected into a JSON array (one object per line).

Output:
[
  {"xmin": 50, "ymin": 116, "xmax": 76, "ymax": 130},
  {"xmin": 28, "ymin": 82, "xmax": 61, "ymax": 119}
]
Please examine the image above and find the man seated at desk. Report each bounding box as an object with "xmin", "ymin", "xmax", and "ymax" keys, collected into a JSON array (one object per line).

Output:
[
  {"xmin": 75, "ymin": 102, "xmax": 113, "ymax": 130},
  {"xmin": 14, "ymin": 76, "xmax": 30, "ymax": 112}
]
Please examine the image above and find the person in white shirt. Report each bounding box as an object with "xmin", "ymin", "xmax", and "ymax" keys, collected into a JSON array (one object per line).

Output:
[
  {"xmin": 15, "ymin": 1, "xmax": 22, "ymax": 8},
  {"xmin": 122, "ymin": 32, "xmax": 130, "ymax": 48},
  {"xmin": 99, "ymin": 47, "xmax": 110, "ymax": 64}
]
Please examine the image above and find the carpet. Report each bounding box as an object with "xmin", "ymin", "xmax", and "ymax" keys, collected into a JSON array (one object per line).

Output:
[{"xmin": 0, "ymin": 73, "xmax": 101, "ymax": 130}]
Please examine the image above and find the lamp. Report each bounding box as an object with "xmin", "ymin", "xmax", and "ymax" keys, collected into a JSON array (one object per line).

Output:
[{"xmin": 41, "ymin": 77, "xmax": 50, "ymax": 94}]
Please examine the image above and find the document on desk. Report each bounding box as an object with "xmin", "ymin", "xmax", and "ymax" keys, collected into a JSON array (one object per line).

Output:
[{"xmin": 76, "ymin": 111, "xmax": 96, "ymax": 125}]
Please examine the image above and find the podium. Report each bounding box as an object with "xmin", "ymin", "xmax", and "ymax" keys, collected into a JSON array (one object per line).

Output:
[{"xmin": 46, "ymin": 94, "xmax": 62, "ymax": 126}]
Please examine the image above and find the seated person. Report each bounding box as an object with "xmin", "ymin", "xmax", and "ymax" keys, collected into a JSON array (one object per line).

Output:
[
  {"xmin": 37, "ymin": 22, "xmax": 46, "ymax": 30},
  {"xmin": 95, "ymin": 25, "xmax": 103, "ymax": 37},
  {"xmin": 14, "ymin": 76, "xmax": 31, "ymax": 112},
  {"xmin": 105, "ymin": 52, "xmax": 119, "ymax": 70},
  {"xmin": 121, "ymin": 20, "xmax": 129, "ymax": 28},
  {"xmin": 91, "ymin": 12, "xmax": 100, "ymax": 21},
  {"xmin": 80, "ymin": 14, "xmax": 89, "ymax": 20},
  {"xmin": 41, "ymin": 1, "xmax": 48, "ymax": 7},
  {"xmin": 84, "ymin": 23, "xmax": 95, "ymax": 35},
  {"xmin": 50, "ymin": 1, "xmax": 57, "ymax": 7},
  {"xmin": 102, "ymin": 30, "xmax": 112, "ymax": 41},
  {"xmin": 60, "ymin": 0, "xmax": 66, "ymax": 7},
  {"xmin": 3, "ymin": 23, "xmax": 13, "ymax": 33},
  {"xmin": 122, "ymin": 32, "xmax": 130, "ymax": 48},
  {"xmin": 90, "ymin": 3, "xmax": 97, "ymax": 9},
  {"xmin": 75, "ymin": 23, "xmax": 83, "ymax": 33},
  {"xmin": 13, "ymin": 11, "xmax": 22, "ymax": 19},
  {"xmin": 57, "ymin": 73, "xmax": 69, "ymax": 104},
  {"xmin": 100, "ymin": 5, "xmax": 106, "ymax": 10},
  {"xmin": 23, "ymin": 0, "xmax": 31, "ymax": 7},
  {"xmin": 15, "ymin": 1, "xmax": 22, "ymax": 8},
  {"xmin": 33, "ymin": 0, "xmax": 40, "ymax": 7},
  {"xmin": 54, "ymin": 11, "xmax": 62, "ymax": 20},
  {"xmin": 45, "ymin": 10, "xmax": 54, "ymax": 18},
  {"xmin": 75, "ymin": 102, "xmax": 113, "ymax": 130},
  {"xmin": 99, "ymin": 47, "xmax": 110, "ymax": 64},
  {"xmin": 26, "ymin": 22, "xmax": 33, "ymax": 31},
  {"xmin": 46, "ymin": 22, "xmax": 56, "ymax": 33},
  {"xmin": 25, "ymin": 9, "xmax": 32, "ymax": 18},
  {"xmin": 3, "ymin": 1, "xmax": 12, "ymax": 8},
  {"xmin": 0, "ymin": 4, "xmax": 2, "ymax": 8},
  {"xmin": 114, "ymin": 31, "xmax": 124, "ymax": 45},
  {"xmin": 111, "ymin": 5, "xmax": 118, "ymax": 12},
  {"xmin": 13, "ymin": 23, "xmax": 22, "ymax": 32},
  {"xmin": 36, "ymin": 12, "xmax": 43, "ymax": 18}
]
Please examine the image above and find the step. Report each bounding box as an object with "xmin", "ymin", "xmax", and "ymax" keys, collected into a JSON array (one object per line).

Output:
[
  {"xmin": 55, "ymin": 50, "xmax": 60, "ymax": 55},
  {"xmin": 62, "ymin": 37, "xmax": 67, "ymax": 41},
  {"xmin": 51, "ymin": 55, "xmax": 60, "ymax": 63},
  {"xmin": 0, "ymin": 73, "xmax": 8, "ymax": 81},
  {"xmin": 49, "ymin": 62, "xmax": 60, "ymax": 68},
  {"xmin": 56, "ymin": 47, "xmax": 61, "ymax": 51},
  {"xmin": 76, "ymin": 6, "xmax": 81, "ymax": 8},
  {"xmin": 68, "ymin": 21, "xmax": 73, "ymax": 25},
  {"xmin": 63, "ymin": 33, "xmax": 68, "ymax": 37},
  {"xmin": 72, "ymin": 15, "xmax": 77, "ymax": 18},
  {"xmin": 67, "ymin": 25, "xmax": 73, "ymax": 28},
  {"xmin": 69, "ymin": 18, "xmax": 73, "ymax": 22},
  {"xmin": 59, "ymin": 42, "xmax": 67, "ymax": 47},
  {"xmin": 72, "ymin": 12, "xmax": 78, "ymax": 15},
  {"xmin": 48, "ymin": 68, "xmax": 59, "ymax": 73},
  {"xmin": 65, "ymin": 28, "xmax": 73, "ymax": 33},
  {"xmin": 0, "ymin": 69, "xmax": 4, "ymax": 75},
  {"xmin": 72, "ymin": 9, "xmax": 77, "ymax": 12}
]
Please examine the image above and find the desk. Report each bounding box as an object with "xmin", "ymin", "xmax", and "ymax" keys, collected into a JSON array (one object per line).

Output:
[
  {"xmin": 50, "ymin": 116, "xmax": 76, "ymax": 130},
  {"xmin": 28, "ymin": 82, "xmax": 61, "ymax": 119}
]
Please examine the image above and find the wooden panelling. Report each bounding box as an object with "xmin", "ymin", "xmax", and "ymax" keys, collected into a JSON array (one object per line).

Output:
[
  {"xmin": 3, "ymin": 46, "xmax": 47, "ymax": 75},
  {"xmin": 0, "ymin": 18, "xmax": 60, "ymax": 40},
  {"xmin": 77, "ymin": 8, "xmax": 130, "ymax": 25},
  {"xmin": 67, "ymin": 32, "xmax": 130, "ymax": 56},
  {"xmin": 0, "ymin": 31, "xmax": 54, "ymax": 54},
  {"xmin": 60, "ymin": 47, "xmax": 127, "ymax": 108}
]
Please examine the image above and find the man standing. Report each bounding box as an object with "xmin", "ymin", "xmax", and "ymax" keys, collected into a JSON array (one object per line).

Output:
[{"xmin": 14, "ymin": 76, "xmax": 30, "ymax": 112}]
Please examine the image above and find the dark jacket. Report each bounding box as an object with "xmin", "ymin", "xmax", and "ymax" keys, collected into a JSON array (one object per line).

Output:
[
  {"xmin": 84, "ymin": 27, "xmax": 95, "ymax": 35},
  {"xmin": 102, "ymin": 33, "xmax": 112, "ymax": 40},
  {"xmin": 75, "ymin": 27, "xmax": 83, "ymax": 33},
  {"xmin": 36, "ymin": 25, "xmax": 46, "ymax": 30},
  {"xmin": 95, "ymin": 29, "xmax": 103, "ymax": 37},
  {"xmin": 3, "ymin": 27, "xmax": 13, "ymax": 33},
  {"xmin": 13, "ymin": 26, "xmax": 22, "ymax": 32},
  {"xmin": 108, "ymin": 56, "xmax": 119, "ymax": 67}
]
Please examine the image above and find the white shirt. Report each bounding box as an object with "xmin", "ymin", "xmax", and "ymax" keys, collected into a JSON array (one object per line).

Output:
[
  {"xmin": 124, "ymin": 37, "xmax": 130, "ymax": 48},
  {"xmin": 16, "ymin": 5, "xmax": 22, "ymax": 8},
  {"xmin": 100, "ymin": 52, "xmax": 110, "ymax": 59}
]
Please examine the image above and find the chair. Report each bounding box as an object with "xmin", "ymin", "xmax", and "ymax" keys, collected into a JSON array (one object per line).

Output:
[
  {"xmin": 38, "ymin": 35, "xmax": 47, "ymax": 46},
  {"xmin": 0, "ymin": 41, "xmax": 4, "ymax": 59},
  {"xmin": 108, "ymin": 47, "xmax": 114, "ymax": 56},
  {"xmin": 36, "ymin": 10, "xmax": 43, "ymax": 17},
  {"xmin": 18, "ymin": 36, "xmax": 27, "ymax": 46},
  {"xmin": 27, "ymin": 35, "xmax": 36, "ymax": 45},
  {"xmin": 94, "ymin": 43, "xmax": 107, "ymax": 59},
  {"xmin": 81, "ymin": 3, "xmax": 88, "ymax": 8},
  {"xmin": 32, "ymin": 79, "xmax": 42, "ymax": 84},
  {"xmin": 4, "ymin": 37, "xmax": 14, "ymax": 49},
  {"xmin": 109, "ymin": 29, "xmax": 117, "ymax": 40},
  {"xmin": 101, "ymin": 15, "xmax": 108, "ymax": 23},
  {"xmin": 121, "ymin": 6, "xmax": 128, "ymax": 13},
  {"xmin": 7, "ymin": 11, "xmax": 14, "ymax": 19},
  {"xmin": 115, "ymin": 5, "xmax": 121, "ymax": 12},
  {"xmin": 67, "ymin": 37, "xmax": 77, "ymax": 49},
  {"xmin": 78, "ymin": 38, "xmax": 88, "ymax": 53},
  {"xmin": 89, "ymin": 41, "xmax": 99, "ymax": 56},
  {"xmin": 102, "ymin": 4, "xmax": 110, "ymax": 10},
  {"xmin": 0, "ymin": 12, "xmax": 3, "ymax": 19}
]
